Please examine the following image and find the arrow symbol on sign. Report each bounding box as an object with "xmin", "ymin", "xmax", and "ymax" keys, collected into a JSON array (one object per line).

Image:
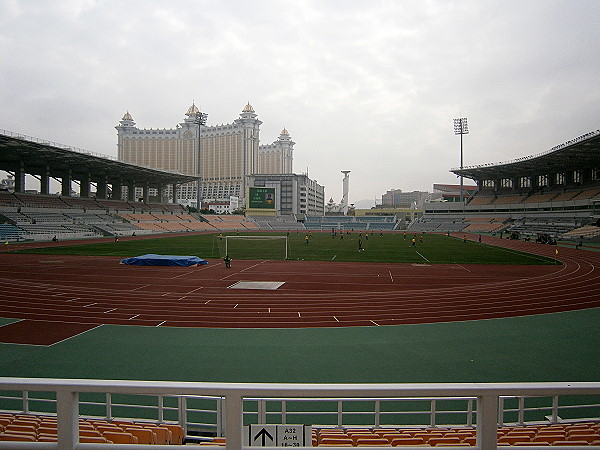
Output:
[{"xmin": 254, "ymin": 428, "xmax": 274, "ymax": 446}]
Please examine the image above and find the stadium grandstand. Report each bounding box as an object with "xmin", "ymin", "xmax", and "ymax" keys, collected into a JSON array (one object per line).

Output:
[
  {"xmin": 1, "ymin": 127, "xmax": 600, "ymax": 449},
  {"xmin": 410, "ymin": 130, "xmax": 600, "ymax": 242}
]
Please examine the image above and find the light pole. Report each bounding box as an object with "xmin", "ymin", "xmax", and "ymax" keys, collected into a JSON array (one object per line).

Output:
[
  {"xmin": 453, "ymin": 117, "xmax": 469, "ymax": 203},
  {"xmin": 195, "ymin": 108, "xmax": 208, "ymax": 212}
]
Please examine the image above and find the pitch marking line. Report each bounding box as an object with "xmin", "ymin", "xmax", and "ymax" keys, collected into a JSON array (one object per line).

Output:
[{"xmin": 416, "ymin": 251, "xmax": 430, "ymax": 262}]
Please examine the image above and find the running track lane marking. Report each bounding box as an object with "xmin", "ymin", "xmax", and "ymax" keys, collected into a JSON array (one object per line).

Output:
[
  {"xmin": 130, "ymin": 284, "xmax": 150, "ymax": 291},
  {"xmin": 186, "ymin": 287, "xmax": 203, "ymax": 294},
  {"xmin": 155, "ymin": 321, "xmax": 166, "ymax": 327},
  {"xmin": 416, "ymin": 251, "xmax": 430, "ymax": 262},
  {"xmin": 333, "ymin": 316, "xmax": 339, "ymax": 322},
  {"xmin": 370, "ymin": 320, "xmax": 380, "ymax": 326},
  {"xmin": 83, "ymin": 303, "xmax": 97, "ymax": 308},
  {"xmin": 456, "ymin": 264, "xmax": 472, "ymax": 272},
  {"xmin": 205, "ymin": 300, "xmax": 211, "ymax": 304},
  {"xmin": 234, "ymin": 304, "xmax": 238, "ymax": 308},
  {"xmin": 298, "ymin": 312, "xmax": 301, "ymax": 317},
  {"xmin": 389, "ymin": 271, "xmax": 394, "ymax": 282},
  {"xmin": 240, "ymin": 261, "xmax": 266, "ymax": 272},
  {"xmin": 170, "ymin": 270, "xmax": 196, "ymax": 280},
  {"xmin": 128, "ymin": 314, "xmax": 140, "ymax": 320},
  {"xmin": 104, "ymin": 308, "xmax": 116, "ymax": 313}
]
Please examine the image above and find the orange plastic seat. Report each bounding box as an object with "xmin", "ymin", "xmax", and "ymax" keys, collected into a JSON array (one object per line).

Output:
[
  {"xmin": 160, "ymin": 423, "xmax": 185, "ymax": 444},
  {"xmin": 565, "ymin": 434, "xmax": 599, "ymax": 443},
  {"xmin": 125, "ymin": 427, "xmax": 156, "ymax": 444},
  {"xmin": 389, "ymin": 436, "xmax": 426, "ymax": 446},
  {"xmin": 5, "ymin": 424, "xmax": 37, "ymax": 435},
  {"xmin": 428, "ymin": 436, "xmax": 462, "ymax": 446},
  {"xmin": 319, "ymin": 436, "xmax": 354, "ymax": 445},
  {"xmin": 80, "ymin": 429, "xmax": 103, "ymax": 437},
  {"xmin": 80, "ymin": 435, "xmax": 110, "ymax": 443},
  {"xmin": 143, "ymin": 425, "xmax": 171, "ymax": 444},
  {"xmin": 534, "ymin": 434, "xmax": 567, "ymax": 444},
  {"xmin": 101, "ymin": 431, "xmax": 138, "ymax": 444},
  {"xmin": 0, "ymin": 432, "xmax": 36, "ymax": 441},
  {"xmin": 37, "ymin": 434, "xmax": 58, "ymax": 442}
]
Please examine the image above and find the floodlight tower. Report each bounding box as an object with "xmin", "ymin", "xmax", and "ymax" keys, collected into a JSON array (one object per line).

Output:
[
  {"xmin": 192, "ymin": 105, "xmax": 208, "ymax": 211},
  {"xmin": 341, "ymin": 170, "xmax": 351, "ymax": 215},
  {"xmin": 453, "ymin": 117, "xmax": 469, "ymax": 203}
]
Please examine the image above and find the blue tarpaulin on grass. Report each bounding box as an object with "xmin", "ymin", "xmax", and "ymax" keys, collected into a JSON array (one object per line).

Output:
[{"xmin": 120, "ymin": 254, "xmax": 208, "ymax": 267}]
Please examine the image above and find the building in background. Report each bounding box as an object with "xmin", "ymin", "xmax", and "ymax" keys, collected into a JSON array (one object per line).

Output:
[
  {"xmin": 116, "ymin": 103, "xmax": 293, "ymax": 207},
  {"xmin": 259, "ymin": 128, "xmax": 294, "ymax": 174},
  {"xmin": 430, "ymin": 183, "xmax": 478, "ymax": 202},
  {"xmin": 201, "ymin": 196, "xmax": 240, "ymax": 214},
  {"xmin": 381, "ymin": 189, "xmax": 429, "ymax": 209},
  {"xmin": 246, "ymin": 173, "xmax": 324, "ymax": 216}
]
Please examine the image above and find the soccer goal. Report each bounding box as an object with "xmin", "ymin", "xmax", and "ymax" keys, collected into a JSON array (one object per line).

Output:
[{"xmin": 222, "ymin": 235, "xmax": 289, "ymax": 260}]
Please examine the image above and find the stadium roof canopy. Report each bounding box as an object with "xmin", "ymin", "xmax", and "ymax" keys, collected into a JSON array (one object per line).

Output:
[
  {"xmin": 0, "ymin": 129, "xmax": 197, "ymax": 186},
  {"xmin": 451, "ymin": 130, "xmax": 600, "ymax": 181}
]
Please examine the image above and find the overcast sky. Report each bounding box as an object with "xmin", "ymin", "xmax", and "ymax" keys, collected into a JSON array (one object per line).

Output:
[{"xmin": 1, "ymin": 0, "xmax": 599, "ymax": 206}]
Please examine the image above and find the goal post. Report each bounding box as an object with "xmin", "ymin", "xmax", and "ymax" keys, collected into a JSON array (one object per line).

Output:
[{"xmin": 223, "ymin": 235, "xmax": 289, "ymax": 260}]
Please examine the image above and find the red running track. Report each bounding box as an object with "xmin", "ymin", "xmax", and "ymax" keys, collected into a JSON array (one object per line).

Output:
[{"xmin": 0, "ymin": 236, "xmax": 598, "ymax": 331}]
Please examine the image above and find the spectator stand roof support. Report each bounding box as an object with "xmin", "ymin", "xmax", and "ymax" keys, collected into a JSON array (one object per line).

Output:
[
  {"xmin": 451, "ymin": 130, "xmax": 600, "ymax": 184},
  {"xmin": 0, "ymin": 129, "xmax": 198, "ymax": 201}
]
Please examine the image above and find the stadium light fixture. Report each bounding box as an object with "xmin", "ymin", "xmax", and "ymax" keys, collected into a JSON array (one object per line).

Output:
[
  {"xmin": 453, "ymin": 117, "xmax": 469, "ymax": 203},
  {"xmin": 195, "ymin": 108, "xmax": 208, "ymax": 212}
]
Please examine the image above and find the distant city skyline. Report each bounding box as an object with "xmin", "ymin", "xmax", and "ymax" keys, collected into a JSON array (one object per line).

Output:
[{"xmin": 1, "ymin": 0, "xmax": 598, "ymax": 205}]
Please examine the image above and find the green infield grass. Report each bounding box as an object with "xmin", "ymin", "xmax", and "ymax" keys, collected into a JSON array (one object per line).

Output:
[{"xmin": 14, "ymin": 232, "xmax": 559, "ymax": 265}]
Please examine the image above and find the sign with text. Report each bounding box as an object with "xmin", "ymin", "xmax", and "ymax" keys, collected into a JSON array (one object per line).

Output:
[
  {"xmin": 246, "ymin": 424, "xmax": 311, "ymax": 447},
  {"xmin": 247, "ymin": 187, "xmax": 276, "ymax": 209}
]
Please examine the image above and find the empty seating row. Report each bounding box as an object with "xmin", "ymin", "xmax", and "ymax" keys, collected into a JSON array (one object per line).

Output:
[
  {"xmin": 311, "ymin": 422, "xmax": 600, "ymax": 446},
  {"xmin": 0, "ymin": 412, "xmax": 184, "ymax": 445}
]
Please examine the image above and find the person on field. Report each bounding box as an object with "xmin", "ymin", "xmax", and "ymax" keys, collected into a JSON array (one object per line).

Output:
[
  {"xmin": 411, "ymin": 238, "xmax": 416, "ymax": 247},
  {"xmin": 305, "ymin": 234, "xmax": 309, "ymax": 245},
  {"xmin": 224, "ymin": 255, "xmax": 232, "ymax": 268},
  {"xmin": 358, "ymin": 238, "xmax": 364, "ymax": 251}
]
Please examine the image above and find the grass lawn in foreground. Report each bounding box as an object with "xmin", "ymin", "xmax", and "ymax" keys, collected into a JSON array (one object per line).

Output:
[{"xmin": 14, "ymin": 232, "xmax": 559, "ymax": 265}]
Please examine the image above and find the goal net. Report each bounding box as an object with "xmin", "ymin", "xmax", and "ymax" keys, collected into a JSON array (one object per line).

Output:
[{"xmin": 221, "ymin": 235, "xmax": 289, "ymax": 260}]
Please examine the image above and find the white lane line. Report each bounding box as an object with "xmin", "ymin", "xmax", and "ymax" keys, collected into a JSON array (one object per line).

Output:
[
  {"xmin": 389, "ymin": 271, "xmax": 394, "ymax": 282},
  {"xmin": 128, "ymin": 314, "xmax": 140, "ymax": 320},
  {"xmin": 155, "ymin": 321, "xmax": 166, "ymax": 327},
  {"xmin": 130, "ymin": 284, "xmax": 150, "ymax": 291},
  {"xmin": 370, "ymin": 320, "xmax": 380, "ymax": 326},
  {"xmin": 416, "ymin": 251, "xmax": 430, "ymax": 262}
]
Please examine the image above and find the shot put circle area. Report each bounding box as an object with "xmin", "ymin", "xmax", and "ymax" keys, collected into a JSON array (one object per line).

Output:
[{"xmin": 0, "ymin": 237, "xmax": 599, "ymax": 345}]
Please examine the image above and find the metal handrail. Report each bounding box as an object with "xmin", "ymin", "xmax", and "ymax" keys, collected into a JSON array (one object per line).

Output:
[{"xmin": 0, "ymin": 378, "xmax": 599, "ymax": 449}]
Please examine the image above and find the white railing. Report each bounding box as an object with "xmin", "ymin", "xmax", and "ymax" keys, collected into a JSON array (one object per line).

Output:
[{"xmin": 0, "ymin": 378, "xmax": 599, "ymax": 449}]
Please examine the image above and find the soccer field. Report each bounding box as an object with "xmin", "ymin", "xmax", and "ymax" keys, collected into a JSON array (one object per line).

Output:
[{"xmin": 14, "ymin": 231, "xmax": 559, "ymax": 265}]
